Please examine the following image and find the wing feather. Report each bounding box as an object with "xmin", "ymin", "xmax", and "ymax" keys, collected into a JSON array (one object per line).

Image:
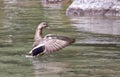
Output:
[
  {"xmin": 45, "ymin": 40, "xmax": 54, "ymax": 52},
  {"xmin": 43, "ymin": 34, "xmax": 75, "ymax": 53},
  {"xmin": 51, "ymin": 41, "xmax": 59, "ymax": 51}
]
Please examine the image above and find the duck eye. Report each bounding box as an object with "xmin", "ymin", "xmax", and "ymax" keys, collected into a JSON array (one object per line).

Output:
[{"xmin": 43, "ymin": 24, "xmax": 46, "ymax": 25}]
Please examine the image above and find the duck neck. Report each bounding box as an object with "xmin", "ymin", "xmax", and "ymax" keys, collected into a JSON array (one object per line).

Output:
[{"xmin": 34, "ymin": 28, "xmax": 43, "ymax": 41}]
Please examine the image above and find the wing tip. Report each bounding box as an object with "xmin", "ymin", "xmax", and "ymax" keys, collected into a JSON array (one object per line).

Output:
[{"xmin": 68, "ymin": 38, "xmax": 76, "ymax": 44}]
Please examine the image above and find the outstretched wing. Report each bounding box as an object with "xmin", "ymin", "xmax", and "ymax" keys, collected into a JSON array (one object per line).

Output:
[{"xmin": 43, "ymin": 34, "xmax": 75, "ymax": 53}]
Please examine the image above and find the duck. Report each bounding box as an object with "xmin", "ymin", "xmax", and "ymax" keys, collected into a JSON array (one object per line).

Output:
[{"xmin": 28, "ymin": 22, "xmax": 75, "ymax": 56}]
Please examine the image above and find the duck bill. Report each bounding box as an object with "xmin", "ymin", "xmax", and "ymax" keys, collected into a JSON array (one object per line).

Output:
[{"xmin": 28, "ymin": 50, "xmax": 33, "ymax": 56}]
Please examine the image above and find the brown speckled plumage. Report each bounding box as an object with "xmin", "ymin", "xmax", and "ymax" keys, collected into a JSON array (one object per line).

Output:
[{"xmin": 29, "ymin": 22, "xmax": 75, "ymax": 56}]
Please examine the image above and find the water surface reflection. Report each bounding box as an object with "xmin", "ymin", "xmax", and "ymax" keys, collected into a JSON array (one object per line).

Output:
[
  {"xmin": 69, "ymin": 16, "xmax": 120, "ymax": 45},
  {"xmin": 0, "ymin": 0, "xmax": 120, "ymax": 77},
  {"xmin": 32, "ymin": 58, "xmax": 69, "ymax": 77},
  {"xmin": 70, "ymin": 16, "xmax": 120, "ymax": 35}
]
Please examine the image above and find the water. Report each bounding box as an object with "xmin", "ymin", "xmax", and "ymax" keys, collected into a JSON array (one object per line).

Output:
[
  {"xmin": 70, "ymin": 16, "xmax": 120, "ymax": 45},
  {"xmin": 0, "ymin": 0, "xmax": 120, "ymax": 77}
]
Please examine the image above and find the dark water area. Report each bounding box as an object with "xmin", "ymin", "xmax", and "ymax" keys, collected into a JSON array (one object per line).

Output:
[{"xmin": 0, "ymin": 0, "xmax": 120, "ymax": 77}]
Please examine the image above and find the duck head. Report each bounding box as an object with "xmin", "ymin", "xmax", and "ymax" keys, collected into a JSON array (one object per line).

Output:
[{"xmin": 37, "ymin": 22, "xmax": 48, "ymax": 29}]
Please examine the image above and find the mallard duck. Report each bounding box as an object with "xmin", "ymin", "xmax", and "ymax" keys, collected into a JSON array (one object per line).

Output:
[{"xmin": 28, "ymin": 22, "xmax": 75, "ymax": 56}]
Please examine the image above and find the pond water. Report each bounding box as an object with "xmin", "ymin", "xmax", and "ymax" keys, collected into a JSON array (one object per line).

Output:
[
  {"xmin": 0, "ymin": 0, "xmax": 120, "ymax": 77},
  {"xmin": 70, "ymin": 16, "xmax": 120, "ymax": 45}
]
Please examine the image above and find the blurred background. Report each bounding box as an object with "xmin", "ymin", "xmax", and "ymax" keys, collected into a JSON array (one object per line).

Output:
[{"xmin": 0, "ymin": 0, "xmax": 120, "ymax": 77}]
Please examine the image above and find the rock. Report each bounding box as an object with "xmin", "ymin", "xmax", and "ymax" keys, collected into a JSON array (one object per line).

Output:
[
  {"xmin": 66, "ymin": 0, "xmax": 120, "ymax": 16},
  {"xmin": 105, "ymin": 3, "xmax": 120, "ymax": 16}
]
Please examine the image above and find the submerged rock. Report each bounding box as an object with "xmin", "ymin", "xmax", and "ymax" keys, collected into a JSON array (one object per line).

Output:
[{"xmin": 66, "ymin": 0, "xmax": 120, "ymax": 16}]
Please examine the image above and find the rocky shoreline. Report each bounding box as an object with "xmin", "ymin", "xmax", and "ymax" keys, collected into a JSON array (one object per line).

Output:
[{"xmin": 66, "ymin": 0, "xmax": 120, "ymax": 16}]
